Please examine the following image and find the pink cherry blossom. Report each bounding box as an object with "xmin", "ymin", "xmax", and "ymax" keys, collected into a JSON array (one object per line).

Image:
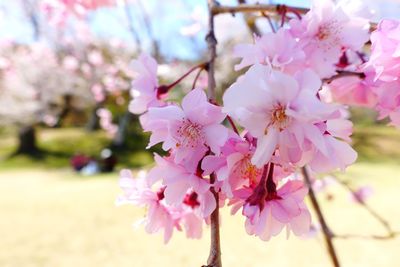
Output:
[
  {"xmin": 233, "ymin": 28, "xmax": 305, "ymax": 73},
  {"xmin": 144, "ymin": 88, "xmax": 228, "ymax": 170},
  {"xmin": 202, "ymin": 137, "xmax": 262, "ymax": 197},
  {"xmin": 87, "ymin": 50, "xmax": 104, "ymax": 66},
  {"xmin": 223, "ymin": 64, "xmax": 338, "ymax": 168},
  {"xmin": 289, "ymin": 0, "xmax": 370, "ymax": 78},
  {"xmin": 234, "ymin": 180, "xmax": 311, "ymax": 241},
  {"xmin": 148, "ymin": 154, "xmax": 216, "ymax": 217},
  {"xmin": 308, "ymin": 133, "xmax": 357, "ymax": 173},
  {"xmin": 367, "ymin": 19, "xmax": 400, "ymax": 82},
  {"xmin": 372, "ymin": 80, "xmax": 400, "ymax": 128},
  {"xmin": 351, "ymin": 185, "xmax": 373, "ymax": 204},
  {"xmin": 117, "ymin": 169, "xmax": 208, "ymax": 242},
  {"xmin": 129, "ymin": 53, "xmax": 164, "ymax": 114},
  {"xmin": 116, "ymin": 170, "xmax": 178, "ymax": 243},
  {"xmin": 326, "ymin": 71, "xmax": 378, "ymax": 108},
  {"xmin": 62, "ymin": 55, "xmax": 79, "ymax": 71},
  {"xmin": 97, "ymin": 108, "xmax": 118, "ymax": 137}
]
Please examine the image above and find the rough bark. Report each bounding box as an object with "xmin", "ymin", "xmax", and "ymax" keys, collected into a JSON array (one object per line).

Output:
[{"xmin": 16, "ymin": 125, "xmax": 38, "ymax": 155}]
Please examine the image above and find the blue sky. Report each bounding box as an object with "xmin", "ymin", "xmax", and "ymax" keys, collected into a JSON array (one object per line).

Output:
[{"xmin": 1, "ymin": 0, "xmax": 400, "ymax": 60}]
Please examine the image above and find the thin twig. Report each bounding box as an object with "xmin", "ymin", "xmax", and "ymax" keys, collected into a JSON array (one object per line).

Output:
[
  {"xmin": 226, "ymin": 115, "xmax": 240, "ymax": 135},
  {"xmin": 122, "ymin": 0, "xmax": 142, "ymax": 50},
  {"xmin": 260, "ymin": 12, "xmax": 276, "ymax": 33},
  {"xmin": 238, "ymin": 0, "xmax": 261, "ymax": 36},
  {"xmin": 302, "ymin": 167, "xmax": 341, "ymax": 267},
  {"xmin": 333, "ymin": 178, "xmax": 400, "ymax": 240},
  {"xmin": 136, "ymin": 0, "xmax": 160, "ymax": 58},
  {"xmin": 324, "ymin": 70, "xmax": 366, "ymax": 83},
  {"xmin": 203, "ymin": 1, "xmax": 222, "ymax": 267},
  {"xmin": 21, "ymin": 0, "xmax": 40, "ymax": 41},
  {"xmin": 211, "ymin": 3, "xmax": 308, "ymax": 16},
  {"xmin": 192, "ymin": 68, "xmax": 204, "ymax": 90},
  {"xmin": 210, "ymin": 3, "xmax": 377, "ymax": 30},
  {"xmin": 334, "ymin": 232, "xmax": 400, "ymax": 240}
]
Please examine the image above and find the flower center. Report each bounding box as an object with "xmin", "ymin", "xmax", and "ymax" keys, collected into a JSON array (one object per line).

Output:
[
  {"xmin": 157, "ymin": 187, "xmax": 166, "ymax": 201},
  {"xmin": 315, "ymin": 20, "xmax": 342, "ymax": 48},
  {"xmin": 236, "ymin": 155, "xmax": 262, "ymax": 185},
  {"xmin": 317, "ymin": 26, "xmax": 331, "ymax": 41},
  {"xmin": 176, "ymin": 119, "xmax": 204, "ymax": 148},
  {"xmin": 270, "ymin": 104, "xmax": 290, "ymax": 130},
  {"xmin": 183, "ymin": 191, "xmax": 200, "ymax": 209}
]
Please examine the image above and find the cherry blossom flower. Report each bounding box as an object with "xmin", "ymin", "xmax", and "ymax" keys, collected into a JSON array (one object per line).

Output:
[
  {"xmin": 116, "ymin": 170, "xmax": 178, "ymax": 243},
  {"xmin": 351, "ymin": 185, "xmax": 373, "ymax": 204},
  {"xmin": 62, "ymin": 55, "xmax": 79, "ymax": 71},
  {"xmin": 307, "ymin": 132, "xmax": 357, "ymax": 173},
  {"xmin": 97, "ymin": 108, "xmax": 118, "ymax": 137},
  {"xmin": 202, "ymin": 137, "xmax": 264, "ymax": 198},
  {"xmin": 372, "ymin": 80, "xmax": 400, "ymax": 128},
  {"xmin": 148, "ymin": 154, "xmax": 216, "ymax": 217},
  {"xmin": 289, "ymin": 0, "xmax": 370, "ymax": 78},
  {"xmin": 367, "ymin": 19, "xmax": 400, "ymax": 82},
  {"xmin": 233, "ymin": 180, "xmax": 311, "ymax": 241},
  {"xmin": 129, "ymin": 53, "xmax": 164, "ymax": 114},
  {"xmin": 233, "ymin": 28, "xmax": 305, "ymax": 73},
  {"xmin": 87, "ymin": 50, "xmax": 104, "ymax": 66},
  {"xmin": 144, "ymin": 88, "xmax": 228, "ymax": 170},
  {"xmin": 326, "ymin": 71, "xmax": 378, "ymax": 108},
  {"xmin": 223, "ymin": 64, "xmax": 338, "ymax": 168},
  {"xmin": 117, "ymin": 170, "xmax": 209, "ymax": 242}
]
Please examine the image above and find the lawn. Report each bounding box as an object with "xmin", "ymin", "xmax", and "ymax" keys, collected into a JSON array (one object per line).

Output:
[
  {"xmin": 0, "ymin": 127, "xmax": 153, "ymax": 170},
  {"xmin": 0, "ymin": 162, "xmax": 399, "ymax": 267},
  {"xmin": 0, "ymin": 126, "xmax": 400, "ymax": 266}
]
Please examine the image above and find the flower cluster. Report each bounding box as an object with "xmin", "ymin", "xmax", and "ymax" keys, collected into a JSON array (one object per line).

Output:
[
  {"xmin": 41, "ymin": 0, "xmax": 116, "ymax": 27},
  {"xmin": 325, "ymin": 18, "xmax": 400, "ymax": 128},
  {"xmin": 118, "ymin": 0, "xmax": 400, "ymax": 243}
]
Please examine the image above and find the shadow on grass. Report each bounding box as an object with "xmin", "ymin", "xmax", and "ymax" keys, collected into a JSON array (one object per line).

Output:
[
  {"xmin": 352, "ymin": 125, "xmax": 400, "ymax": 163},
  {"xmin": 0, "ymin": 127, "xmax": 158, "ymax": 171}
]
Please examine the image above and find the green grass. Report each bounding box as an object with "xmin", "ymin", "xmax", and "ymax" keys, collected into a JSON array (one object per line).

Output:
[
  {"xmin": 0, "ymin": 125, "xmax": 399, "ymax": 266},
  {"xmin": 2, "ymin": 124, "xmax": 400, "ymax": 170},
  {"xmin": 0, "ymin": 127, "xmax": 153, "ymax": 170},
  {"xmin": 0, "ymin": 163, "xmax": 399, "ymax": 267},
  {"xmin": 352, "ymin": 125, "xmax": 400, "ymax": 163}
]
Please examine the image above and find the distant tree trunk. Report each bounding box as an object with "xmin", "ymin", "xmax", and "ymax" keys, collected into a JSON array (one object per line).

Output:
[
  {"xmin": 54, "ymin": 94, "xmax": 72, "ymax": 128},
  {"xmin": 16, "ymin": 125, "xmax": 38, "ymax": 155},
  {"xmin": 86, "ymin": 104, "xmax": 101, "ymax": 131},
  {"xmin": 111, "ymin": 111, "xmax": 132, "ymax": 149}
]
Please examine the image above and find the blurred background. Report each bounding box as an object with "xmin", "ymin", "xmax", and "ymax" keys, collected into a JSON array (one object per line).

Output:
[{"xmin": 0, "ymin": 0, "xmax": 400, "ymax": 266}]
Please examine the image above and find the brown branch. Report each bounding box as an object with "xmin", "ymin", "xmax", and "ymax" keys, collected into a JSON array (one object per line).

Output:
[
  {"xmin": 21, "ymin": 0, "xmax": 41, "ymax": 41},
  {"xmin": 237, "ymin": 0, "xmax": 261, "ymax": 36},
  {"xmin": 203, "ymin": 1, "xmax": 221, "ymax": 267},
  {"xmin": 334, "ymin": 232, "xmax": 400, "ymax": 241},
  {"xmin": 136, "ymin": 0, "xmax": 161, "ymax": 58},
  {"xmin": 122, "ymin": 0, "xmax": 142, "ymax": 50},
  {"xmin": 260, "ymin": 12, "xmax": 277, "ymax": 33},
  {"xmin": 192, "ymin": 68, "xmax": 204, "ymax": 90},
  {"xmin": 226, "ymin": 115, "xmax": 240, "ymax": 135},
  {"xmin": 302, "ymin": 167, "xmax": 341, "ymax": 267},
  {"xmin": 333, "ymin": 178, "xmax": 400, "ymax": 240},
  {"xmin": 211, "ymin": 3, "xmax": 308, "ymax": 16},
  {"xmin": 210, "ymin": 3, "xmax": 377, "ymax": 30},
  {"xmin": 324, "ymin": 70, "xmax": 366, "ymax": 83}
]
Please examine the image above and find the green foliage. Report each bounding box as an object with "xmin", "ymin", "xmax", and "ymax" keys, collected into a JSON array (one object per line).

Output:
[
  {"xmin": 352, "ymin": 125, "xmax": 400, "ymax": 163},
  {"xmin": 0, "ymin": 127, "xmax": 153, "ymax": 170},
  {"xmin": 1, "ymin": 124, "xmax": 399, "ymax": 171}
]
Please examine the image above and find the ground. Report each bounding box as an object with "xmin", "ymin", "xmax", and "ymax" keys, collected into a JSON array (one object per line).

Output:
[
  {"xmin": 0, "ymin": 162, "xmax": 399, "ymax": 267},
  {"xmin": 0, "ymin": 126, "xmax": 400, "ymax": 266}
]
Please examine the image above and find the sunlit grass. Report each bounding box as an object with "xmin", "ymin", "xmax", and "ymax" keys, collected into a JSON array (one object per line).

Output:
[
  {"xmin": 0, "ymin": 127, "xmax": 153, "ymax": 170},
  {"xmin": 0, "ymin": 125, "xmax": 399, "ymax": 266},
  {"xmin": 0, "ymin": 163, "xmax": 399, "ymax": 267},
  {"xmin": 2, "ymin": 124, "xmax": 400, "ymax": 170}
]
